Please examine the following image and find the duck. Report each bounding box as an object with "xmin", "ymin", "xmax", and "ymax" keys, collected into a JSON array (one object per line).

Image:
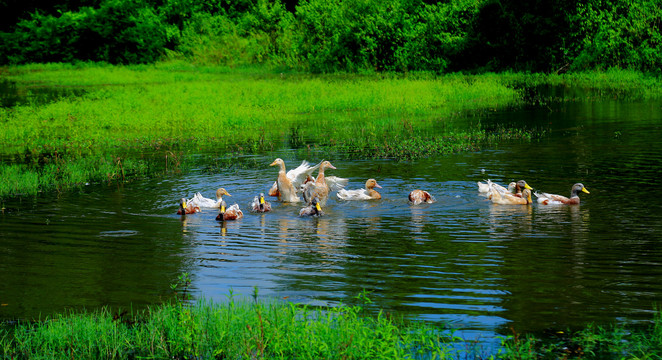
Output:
[
  {"xmin": 190, "ymin": 188, "xmax": 232, "ymax": 209},
  {"xmin": 489, "ymin": 188, "xmax": 533, "ymax": 205},
  {"xmin": 177, "ymin": 198, "xmax": 201, "ymax": 215},
  {"xmin": 309, "ymin": 160, "xmax": 344, "ymax": 206},
  {"xmin": 250, "ymin": 193, "xmax": 272, "ymax": 212},
  {"xmin": 478, "ymin": 179, "xmax": 532, "ymax": 197},
  {"xmin": 535, "ymin": 183, "xmax": 590, "ymax": 205},
  {"xmin": 409, "ymin": 190, "xmax": 435, "ymax": 205},
  {"xmin": 478, "ymin": 180, "xmax": 515, "ymax": 194},
  {"xmin": 215, "ymin": 200, "xmax": 244, "ymax": 221},
  {"xmin": 268, "ymin": 159, "xmax": 319, "ymax": 202},
  {"xmin": 513, "ymin": 180, "xmax": 533, "ymax": 196},
  {"xmin": 300, "ymin": 175, "xmax": 316, "ymax": 205},
  {"xmin": 337, "ymin": 179, "xmax": 382, "ymax": 200},
  {"xmin": 299, "ymin": 197, "xmax": 324, "ymax": 217}
]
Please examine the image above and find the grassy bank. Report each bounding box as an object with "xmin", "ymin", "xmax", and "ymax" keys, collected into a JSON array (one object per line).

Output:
[
  {"xmin": 1, "ymin": 297, "xmax": 661, "ymax": 359},
  {"xmin": 0, "ymin": 296, "xmax": 460, "ymax": 359},
  {"xmin": 1, "ymin": 62, "xmax": 661, "ymax": 198}
]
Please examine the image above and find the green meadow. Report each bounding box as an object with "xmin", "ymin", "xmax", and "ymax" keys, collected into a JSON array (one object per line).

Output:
[{"xmin": 1, "ymin": 63, "xmax": 661, "ymax": 198}]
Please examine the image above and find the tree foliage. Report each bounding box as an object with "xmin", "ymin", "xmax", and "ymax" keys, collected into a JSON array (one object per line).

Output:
[
  {"xmin": 0, "ymin": 0, "xmax": 660, "ymax": 73},
  {"xmin": 0, "ymin": 0, "xmax": 166, "ymax": 64},
  {"xmin": 569, "ymin": 0, "xmax": 662, "ymax": 72}
]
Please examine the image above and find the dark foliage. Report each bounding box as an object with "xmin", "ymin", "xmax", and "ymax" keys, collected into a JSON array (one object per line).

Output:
[{"xmin": 0, "ymin": 0, "xmax": 659, "ymax": 72}]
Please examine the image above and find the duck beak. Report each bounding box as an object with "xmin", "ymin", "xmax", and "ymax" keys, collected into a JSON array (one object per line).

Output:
[
  {"xmin": 269, "ymin": 160, "xmax": 278, "ymax": 166},
  {"xmin": 220, "ymin": 204, "xmax": 226, "ymax": 213},
  {"xmin": 315, "ymin": 203, "xmax": 321, "ymax": 211},
  {"xmin": 525, "ymin": 183, "xmax": 533, "ymax": 190},
  {"xmin": 260, "ymin": 195, "xmax": 265, "ymax": 204},
  {"xmin": 375, "ymin": 182, "xmax": 382, "ymax": 189},
  {"xmin": 582, "ymin": 187, "xmax": 590, "ymax": 194}
]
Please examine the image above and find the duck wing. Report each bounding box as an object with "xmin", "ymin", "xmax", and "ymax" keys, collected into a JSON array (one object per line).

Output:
[
  {"xmin": 534, "ymin": 191, "xmax": 573, "ymax": 205},
  {"xmin": 477, "ymin": 180, "xmax": 491, "ymax": 193},
  {"xmin": 337, "ymin": 188, "xmax": 372, "ymax": 200},
  {"xmin": 288, "ymin": 160, "xmax": 320, "ymax": 189},
  {"xmin": 227, "ymin": 203, "xmax": 244, "ymax": 219},
  {"xmin": 190, "ymin": 192, "xmax": 220, "ymax": 209},
  {"xmin": 491, "ymin": 191, "xmax": 526, "ymax": 205},
  {"xmin": 325, "ymin": 176, "xmax": 349, "ymax": 192},
  {"xmin": 268, "ymin": 160, "xmax": 318, "ymax": 197}
]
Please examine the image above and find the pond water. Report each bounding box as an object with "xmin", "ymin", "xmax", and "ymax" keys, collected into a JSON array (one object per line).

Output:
[{"xmin": 1, "ymin": 96, "xmax": 662, "ymax": 346}]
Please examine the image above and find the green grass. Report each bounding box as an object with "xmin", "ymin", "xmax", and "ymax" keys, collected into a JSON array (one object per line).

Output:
[
  {"xmin": 1, "ymin": 297, "xmax": 661, "ymax": 359},
  {"xmin": 0, "ymin": 297, "xmax": 461, "ymax": 360},
  {"xmin": 1, "ymin": 62, "xmax": 661, "ymax": 198}
]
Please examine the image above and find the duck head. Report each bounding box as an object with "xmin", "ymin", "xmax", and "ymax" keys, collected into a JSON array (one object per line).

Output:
[
  {"xmin": 366, "ymin": 179, "xmax": 382, "ymax": 190},
  {"xmin": 516, "ymin": 180, "xmax": 533, "ymax": 192},
  {"xmin": 216, "ymin": 188, "xmax": 231, "ymax": 199},
  {"xmin": 270, "ymin": 158, "xmax": 285, "ymax": 169},
  {"xmin": 312, "ymin": 197, "xmax": 322, "ymax": 214},
  {"xmin": 571, "ymin": 183, "xmax": 590, "ymax": 197},
  {"xmin": 215, "ymin": 200, "xmax": 227, "ymax": 221},
  {"xmin": 219, "ymin": 200, "xmax": 227, "ymax": 215},
  {"xmin": 259, "ymin": 193, "xmax": 266, "ymax": 210},
  {"xmin": 319, "ymin": 160, "xmax": 336, "ymax": 171}
]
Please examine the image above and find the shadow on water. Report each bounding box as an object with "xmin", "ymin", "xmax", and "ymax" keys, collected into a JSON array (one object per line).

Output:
[{"xmin": 1, "ymin": 95, "xmax": 662, "ymax": 353}]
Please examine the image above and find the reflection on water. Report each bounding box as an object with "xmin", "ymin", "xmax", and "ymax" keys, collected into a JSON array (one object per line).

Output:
[
  {"xmin": 1, "ymin": 99, "xmax": 662, "ymax": 345},
  {"xmin": 0, "ymin": 79, "xmax": 87, "ymax": 108}
]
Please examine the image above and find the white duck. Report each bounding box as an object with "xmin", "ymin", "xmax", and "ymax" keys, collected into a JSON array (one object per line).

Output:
[
  {"xmin": 269, "ymin": 159, "xmax": 319, "ymax": 202},
  {"xmin": 478, "ymin": 179, "xmax": 532, "ymax": 197},
  {"xmin": 190, "ymin": 188, "xmax": 232, "ymax": 209},
  {"xmin": 337, "ymin": 179, "xmax": 382, "ymax": 200},
  {"xmin": 478, "ymin": 180, "xmax": 516, "ymax": 195}
]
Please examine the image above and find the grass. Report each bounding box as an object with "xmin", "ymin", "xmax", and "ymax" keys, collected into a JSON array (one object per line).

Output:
[
  {"xmin": 0, "ymin": 296, "xmax": 462, "ymax": 359},
  {"xmin": 1, "ymin": 297, "xmax": 661, "ymax": 359},
  {"xmin": 1, "ymin": 62, "xmax": 661, "ymax": 198}
]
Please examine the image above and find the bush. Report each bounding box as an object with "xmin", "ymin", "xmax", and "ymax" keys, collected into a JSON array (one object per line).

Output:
[
  {"xmin": 0, "ymin": 0, "xmax": 659, "ymax": 72},
  {"xmin": 570, "ymin": 0, "xmax": 662, "ymax": 72},
  {"xmin": 0, "ymin": 0, "xmax": 167, "ymax": 64},
  {"xmin": 175, "ymin": 0, "xmax": 295, "ymax": 67},
  {"xmin": 293, "ymin": 0, "xmax": 478, "ymax": 73}
]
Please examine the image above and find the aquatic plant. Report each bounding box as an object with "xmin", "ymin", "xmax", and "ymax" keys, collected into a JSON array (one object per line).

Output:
[{"xmin": 497, "ymin": 309, "xmax": 662, "ymax": 359}]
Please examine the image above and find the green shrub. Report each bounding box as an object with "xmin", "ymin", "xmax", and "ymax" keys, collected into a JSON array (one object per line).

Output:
[
  {"xmin": 293, "ymin": 0, "xmax": 478, "ymax": 73},
  {"xmin": 0, "ymin": 0, "xmax": 167, "ymax": 64},
  {"xmin": 175, "ymin": 0, "xmax": 295, "ymax": 66},
  {"xmin": 570, "ymin": 0, "xmax": 662, "ymax": 72}
]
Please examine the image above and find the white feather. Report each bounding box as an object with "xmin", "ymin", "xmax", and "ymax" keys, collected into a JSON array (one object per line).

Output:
[
  {"xmin": 269, "ymin": 160, "xmax": 320, "ymax": 196},
  {"xmin": 337, "ymin": 189, "xmax": 372, "ymax": 200},
  {"xmin": 190, "ymin": 192, "xmax": 221, "ymax": 209}
]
